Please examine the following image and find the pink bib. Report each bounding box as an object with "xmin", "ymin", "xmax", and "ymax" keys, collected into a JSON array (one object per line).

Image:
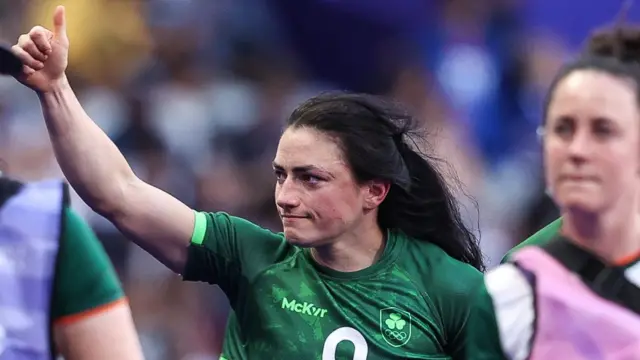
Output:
[{"xmin": 514, "ymin": 247, "xmax": 640, "ymax": 360}]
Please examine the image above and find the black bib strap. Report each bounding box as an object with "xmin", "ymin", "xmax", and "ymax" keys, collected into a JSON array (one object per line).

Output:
[{"xmin": 541, "ymin": 237, "xmax": 640, "ymax": 316}]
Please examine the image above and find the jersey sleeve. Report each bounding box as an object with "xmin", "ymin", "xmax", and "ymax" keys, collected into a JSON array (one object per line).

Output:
[
  {"xmin": 51, "ymin": 207, "xmax": 125, "ymax": 324},
  {"xmin": 465, "ymin": 281, "xmax": 508, "ymax": 360},
  {"xmin": 182, "ymin": 211, "xmax": 291, "ymax": 305},
  {"xmin": 467, "ymin": 264, "xmax": 536, "ymax": 359},
  {"xmin": 437, "ymin": 263, "xmax": 483, "ymax": 359},
  {"xmin": 501, "ymin": 217, "xmax": 562, "ymax": 263}
]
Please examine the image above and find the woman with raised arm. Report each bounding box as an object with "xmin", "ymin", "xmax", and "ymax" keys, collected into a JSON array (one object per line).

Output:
[{"xmin": 11, "ymin": 6, "xmax": 485, "ymax": 359}]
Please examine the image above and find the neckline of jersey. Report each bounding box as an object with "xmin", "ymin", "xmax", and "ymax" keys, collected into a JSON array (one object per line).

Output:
[
  {"xmin": 614, "ymin": 249, "xmax": 640, "ymax": 268},
  {"xmin": 302, "ymin": 229, "xmax": 404, "ymax": 280}
]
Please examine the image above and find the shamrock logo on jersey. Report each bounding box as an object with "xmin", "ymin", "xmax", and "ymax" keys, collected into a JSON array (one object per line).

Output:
[
  {"xmin": 380, "ymin": 307, "xmax": 412, "ymax": 347},
  {"xmin": 385, "ymin": 313, "xmax": 406, "ymax": 330}
]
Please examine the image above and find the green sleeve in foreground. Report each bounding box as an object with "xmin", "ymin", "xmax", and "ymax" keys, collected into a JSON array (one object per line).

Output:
[
  {"xmin": 501, "ymin": 217, "xmax": 563, "ymax": 263},
  {"xmin": 51, "ymin": 207, "xmax": 124, "ymax": 321},
  {"xmin": 438, "ymin": 263, "xmax": 483, "ymax": 359},
  {"xmin": 465, "ymin": 281, "xmax": 508, "ymax": 360}
]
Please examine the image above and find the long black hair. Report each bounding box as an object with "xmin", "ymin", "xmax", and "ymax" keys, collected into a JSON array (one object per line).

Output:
[{"xmin": 286, "ymin": 92, "xmax": 485, "ymax": 271}]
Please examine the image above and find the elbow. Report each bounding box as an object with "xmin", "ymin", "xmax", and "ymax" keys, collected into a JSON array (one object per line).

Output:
[{"xmin": 89, "ymin": 174, "xmax": 140, "ymax": 220}]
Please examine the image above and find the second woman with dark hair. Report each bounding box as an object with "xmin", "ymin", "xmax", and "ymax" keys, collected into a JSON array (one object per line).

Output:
[
  {"xmin": 10, "ymin": 8, "xmax": 483, "ymax": 359},
  {"xmin": 466, "ymin": 22, "xmax": 640, "ymax": 360}
]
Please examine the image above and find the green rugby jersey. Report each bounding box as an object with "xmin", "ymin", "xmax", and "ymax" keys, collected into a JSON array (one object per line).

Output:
[
  {"xmin": 501, "ymin": 218, "xmax": 562, "ymax": 263},
  {"xmin": 183, "ymin": 212, "xmax": 482, "ymax": 360}
]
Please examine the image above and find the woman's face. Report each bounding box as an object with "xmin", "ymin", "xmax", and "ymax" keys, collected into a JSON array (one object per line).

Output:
[
  {"xmin": 544, "ymin": 69, "xmax": 640, "ymax": 213},
  {"xmin": 272, "ymin": 127, "xmax": 386, "ymax": 247}
]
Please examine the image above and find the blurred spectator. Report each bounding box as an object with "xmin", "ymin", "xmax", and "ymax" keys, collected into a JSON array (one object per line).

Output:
[{"xmin": 421, "ymin": 0, "xmax": 532, "ymax": 168}]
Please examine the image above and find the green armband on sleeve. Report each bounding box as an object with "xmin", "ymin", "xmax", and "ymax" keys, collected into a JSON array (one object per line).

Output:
[{"xmin": 191, "ymin": 211, "xmax": 208, "ymax": 245}]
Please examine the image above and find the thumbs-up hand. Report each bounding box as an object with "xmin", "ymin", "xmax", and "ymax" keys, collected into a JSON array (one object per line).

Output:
[{"xmin": 11, "ymin": 5, "xmax": 69, "ymax": 93}]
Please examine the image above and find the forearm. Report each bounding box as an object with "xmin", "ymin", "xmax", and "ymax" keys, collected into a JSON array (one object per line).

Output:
[{"xmin": 37, "ymin": 77, "xmax": 137, "ymax": 216}]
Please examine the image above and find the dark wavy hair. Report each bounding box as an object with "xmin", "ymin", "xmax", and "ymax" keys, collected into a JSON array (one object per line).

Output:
[
  {"xmin": 544, "ymin": 3, "xmax": 640, "ymax": 121},
  {"xmin": 286, "ymin": 92, "xmax": 485, "ymax": 271}
]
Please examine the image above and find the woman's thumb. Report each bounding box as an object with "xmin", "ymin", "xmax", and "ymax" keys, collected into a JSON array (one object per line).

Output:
[{"xmin": 52, "ymin": 6, "xmax": 66, "ymax": 39}]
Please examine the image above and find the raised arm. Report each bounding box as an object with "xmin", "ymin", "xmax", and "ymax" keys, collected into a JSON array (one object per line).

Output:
[{"xmin": 10, "ymin": 6, "xmax": 193, "ymax": 273}]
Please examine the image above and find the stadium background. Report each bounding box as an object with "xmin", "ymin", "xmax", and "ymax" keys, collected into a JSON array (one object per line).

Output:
[{"xmin": 0, "ymin": 0, "xmax": 638, "ymax": 358}]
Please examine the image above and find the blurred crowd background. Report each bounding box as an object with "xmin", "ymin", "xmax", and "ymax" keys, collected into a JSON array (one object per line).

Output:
[{"xmin": 1, "ymin": 0, "xmax": 638, "ymax": 359}]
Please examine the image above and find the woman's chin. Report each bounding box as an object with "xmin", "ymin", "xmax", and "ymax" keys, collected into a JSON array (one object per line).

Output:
[
  {"xmin": 283, "ymin": 229, "xmax": 312, "ymax": 247},
  {"xmin": 556, "ymin": 193, "xmax": 602, "ymax": 214}
]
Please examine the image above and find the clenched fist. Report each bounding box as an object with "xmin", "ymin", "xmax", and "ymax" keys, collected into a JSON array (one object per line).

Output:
[{"xmin": 12, "ymin": 5, "xmax": 69, "ymax": 93}]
